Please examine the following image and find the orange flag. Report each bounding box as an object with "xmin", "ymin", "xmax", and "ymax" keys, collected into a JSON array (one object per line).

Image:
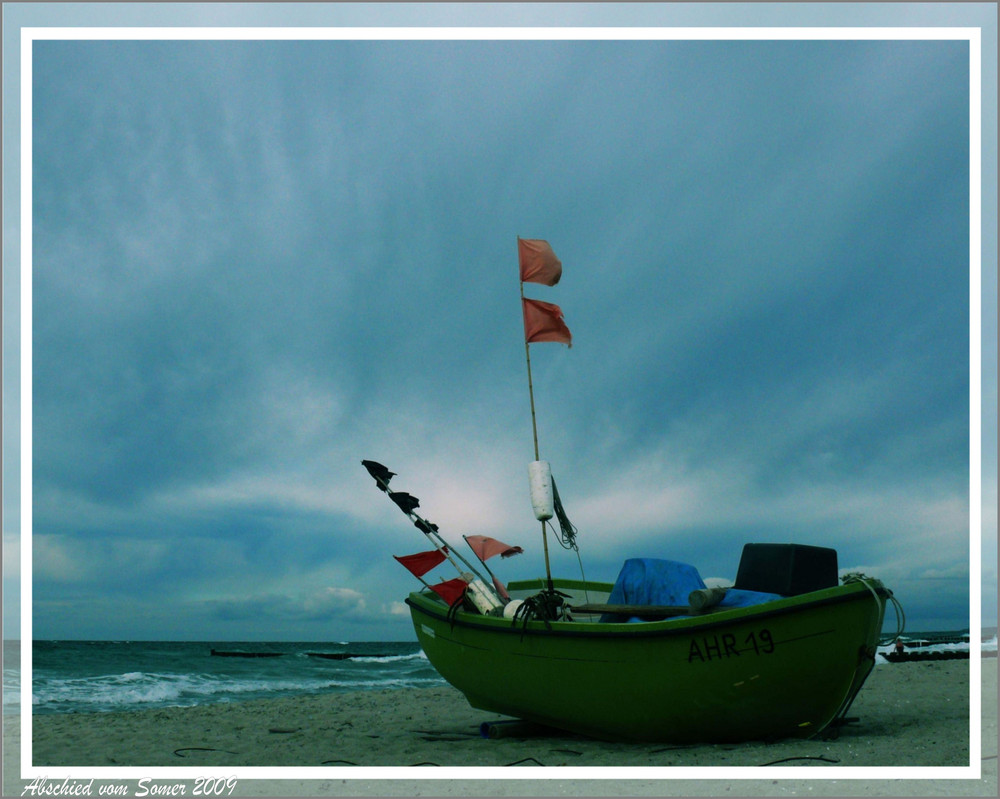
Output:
[
  {"xmin": 522, "ymin": 297, "xmax": 572, "ymax": 347},
  {"xmin": 518, "ymin": 238, "xmax": 562, "ymax": 286},
  {"xmin": 465, "ymin": 535, "xmax": 524, "ymax": 561}
]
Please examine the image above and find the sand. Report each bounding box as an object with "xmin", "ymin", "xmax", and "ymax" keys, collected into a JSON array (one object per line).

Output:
[{"xmin": 3, "ymin": 659, "xmax": 996, "ymax": 797}]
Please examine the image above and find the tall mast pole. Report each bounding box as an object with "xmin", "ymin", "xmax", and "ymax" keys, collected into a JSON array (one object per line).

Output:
[
  {"xmin": 519, "ymin": 237, "xmax": 554, "ymax": 590},
  {"xmin": 521, "ymin": 278, "xmax": 541, "ymax": 462}
]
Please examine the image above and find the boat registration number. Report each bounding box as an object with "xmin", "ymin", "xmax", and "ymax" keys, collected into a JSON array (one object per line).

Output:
[{"xmin": 687, "ymin": 629, "xmax": 775, "ymax": 663}]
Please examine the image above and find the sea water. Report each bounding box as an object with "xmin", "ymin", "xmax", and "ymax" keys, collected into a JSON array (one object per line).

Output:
[
  {"xmin": 4, "ymin": 640, "xmax": 446, "ymax": 716},
  {"xmin": 4, "ymin": 632, "xmax": 996, "ymax": 717}
]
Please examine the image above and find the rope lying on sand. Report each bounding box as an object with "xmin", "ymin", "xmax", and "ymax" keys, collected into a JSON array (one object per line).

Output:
[{"xmin": 174, "ymin": 747, "xmax": 848, "ymax": 767}]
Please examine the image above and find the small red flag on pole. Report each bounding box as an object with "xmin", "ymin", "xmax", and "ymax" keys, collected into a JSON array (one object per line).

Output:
[
  {"xmin": 464, "ymin": 535, "xmax": 524, "ymax": 562},
  {"xmin": 393, "ymin": 548, "xmax": 448, "ymax": 578},
  {"xmin": 430, "ymin": 577, "xmax": 469, "ymax": 606},
  {"xmin": 518, "ymin": 238, "xmax": 563, "ymax": 286},
  {"xmin": 522, "ymin": 297, "xmax": 572, "ymax": 347}
]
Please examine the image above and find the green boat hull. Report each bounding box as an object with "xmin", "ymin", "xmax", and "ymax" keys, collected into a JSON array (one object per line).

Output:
[{"xmin": 407, "ymin": 577, "xmax": 889, "ymax": 743}]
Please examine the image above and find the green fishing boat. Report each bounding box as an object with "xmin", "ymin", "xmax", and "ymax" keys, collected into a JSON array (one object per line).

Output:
[
  {"xmin": 368, "ymin": 237, "xmax": 900, "ymax": 743},
  {"xmin": 405, "ymin": 571, "xmax": 892, "ymax": 743},
  {"xmin": 368, "ymin": 448, "xmax": 897, "ymax": 743}
]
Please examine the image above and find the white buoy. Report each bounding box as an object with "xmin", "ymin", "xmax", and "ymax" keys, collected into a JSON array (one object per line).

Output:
[
  {"xmin": 528, "ymin": 460, "xmax": 555, "ymax": 521},
  {"xmin": 461, "ymin": 573, "xmax": 504, "ymax": 614},
  {"xmin": 503, "ymin": 599, "xmax": 524, "ymax": 619}
]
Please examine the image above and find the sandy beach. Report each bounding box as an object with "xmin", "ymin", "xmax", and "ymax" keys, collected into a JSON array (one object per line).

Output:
[{"xmin": 4, "ymin": 659, "xmax": 996, "ymax": 796}]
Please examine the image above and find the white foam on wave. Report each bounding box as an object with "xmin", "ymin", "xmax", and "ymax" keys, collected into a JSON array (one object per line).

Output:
[
  {"xmin": 346, "ymin": 652, "xmax": 426, "ymax": 664},
  {"xmin": 32, "ymin": 670, "xmax": 342, "ymax": 713}
]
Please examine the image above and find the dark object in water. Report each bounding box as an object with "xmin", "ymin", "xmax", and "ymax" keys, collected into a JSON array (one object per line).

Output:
[
  {"xmin": 210, "ymin": 649, "xmax": 283, "ymax": 658},
  {"xmin": 881, "ymin": 650, "xmax": 969, "ymax": 663}
]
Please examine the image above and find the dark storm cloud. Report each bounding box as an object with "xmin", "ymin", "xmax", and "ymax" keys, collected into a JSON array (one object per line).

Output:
[{"xmin": 24, "ymin": 36, "xmax": 977, "ymax": 639}]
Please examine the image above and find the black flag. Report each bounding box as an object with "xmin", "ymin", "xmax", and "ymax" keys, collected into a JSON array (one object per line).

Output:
[{"xmin": 362, "ymin": 460, "xmax": 395, "ymax": 491}]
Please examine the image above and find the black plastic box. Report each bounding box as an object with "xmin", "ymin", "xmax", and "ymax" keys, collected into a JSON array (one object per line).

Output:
[{"xmin": 733, "ymin": 543, "xmax": 838, "ymax": 596}]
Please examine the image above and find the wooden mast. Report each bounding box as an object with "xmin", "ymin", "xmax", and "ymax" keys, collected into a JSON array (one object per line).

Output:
[{"xmin": 519, "ymin": 237, "xmax": 555, "ymax": 590}]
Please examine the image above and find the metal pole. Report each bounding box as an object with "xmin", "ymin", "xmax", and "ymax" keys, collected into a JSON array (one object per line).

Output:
[{"xmin": 364, "ymin": 463, "xmax": 492, "ymax": 586}]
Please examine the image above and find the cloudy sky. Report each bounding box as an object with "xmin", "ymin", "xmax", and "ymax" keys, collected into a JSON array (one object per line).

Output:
[{"xmin": 5, "ymin": 7, "xmax": 995, "ymax": 642}]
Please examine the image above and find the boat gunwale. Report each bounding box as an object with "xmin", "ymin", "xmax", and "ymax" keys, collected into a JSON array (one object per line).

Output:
[
  {"xmin": 406, "ymin": 579, "xmax": 889, "ymax": 640},
  {"xmin": 506, "ymin": 577, "xmax": 615, "ymax": 594}
]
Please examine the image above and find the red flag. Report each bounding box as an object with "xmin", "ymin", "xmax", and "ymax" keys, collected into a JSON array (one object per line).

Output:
[
  {"xmin": 394, "ymin": 548, "xmax": 448, "ymax": 578},
  {"xmin": 522, "ymin": 298, "xmax": 572, "ymax": 347},
  {"xmin": 430, "ymin": 577, "xmax": 468, "ymax": 607},
  {"xmin": 465, "ymin": 535, "xmax": 524, "ymax": 562},
  {"xmin": 518, "ymin": 238, "xmax": 562, "ymax": 286},
  {"xmin": 492, "ymin": 574, "xmax": 511, "ymax": 601}
]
